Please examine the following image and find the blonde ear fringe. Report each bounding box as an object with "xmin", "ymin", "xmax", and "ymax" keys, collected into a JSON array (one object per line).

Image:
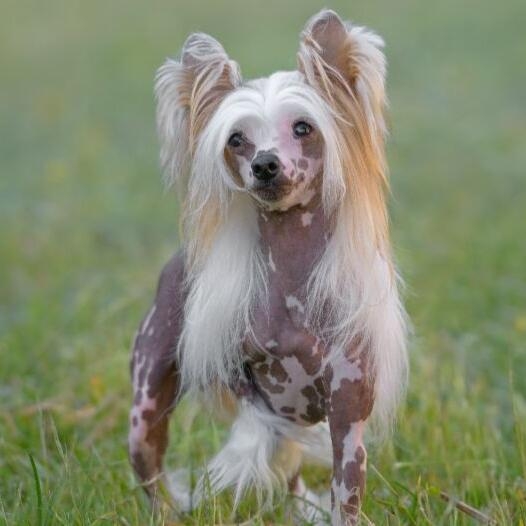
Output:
[{"xmin": 155, "ymin": 33, "xmax": 241, "ymax": 190}]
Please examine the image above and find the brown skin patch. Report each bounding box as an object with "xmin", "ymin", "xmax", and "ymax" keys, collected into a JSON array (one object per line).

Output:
[
  {"xmin": 224, "ymin": 138, "xmax": 256, "ymax": 187},
  {"xmin": 325, "ymin": 359, "xmax": 374, "ymax": 428},
  {"xmin": 340, "ymin": 451, "xmax": 365, "ymax": 523},
  {"xmin": 257, "ymin": 363, "xmax": 269, "ymax": 376},
  {"xmin": 253, "ymin": 359, "xmax": 287, "ymax": 394},
  {"xmin": 297, "ymin": 158, "xmax": 309, "ymax": 170},
  {"xmin": 131, "ymin": 451, "xmax": 151, "ymax": 483},
  {"xmin": 287, "ymin": 472, "xmax": 300, "ymax": 493},
  {"xmin": 270, "ymin": 359, "xmax": 289, "ymax": 383},
  {"xmin": 231, "ymin": 379, "xmax": 253, "ymax": 399},
  {"xmin": 224, "ymin": 148, "xmax": 244, "ymax": 186},
  {"xmin": 343, "ymin": 446, "xmax": 365, "ymax": 491},
  {"xmin": 296, "ymin": 348, "xmax": 323, "ymax": 377},
  {"xmin": 314, "ymin": 376, "xmax": 325, "ymax": 396},
  {"xmin": 300, "ymin": 129, "xmax": 324, "ymax": 159},
  {"xmin": 299, "ymin": 385, "xmax": 326, "ymax": 423},
  {"xmin": 235, "ymin": 140, "xmax": 256, "ymax": 162}
]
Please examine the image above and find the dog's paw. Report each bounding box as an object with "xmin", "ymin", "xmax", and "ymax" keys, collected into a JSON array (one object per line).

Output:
[
  {"xmin": 166, "ymin": 469, "xmax": 195, "ymax": 513},
  {"xmin": 290, "ymin": 478, "xmax": 331, "ymax": 526}
]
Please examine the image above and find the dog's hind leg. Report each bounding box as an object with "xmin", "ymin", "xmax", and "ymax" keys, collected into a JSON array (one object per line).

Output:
[{"xmin": 128, "ymin": 252, "xmax": 186, "ymax": 507}]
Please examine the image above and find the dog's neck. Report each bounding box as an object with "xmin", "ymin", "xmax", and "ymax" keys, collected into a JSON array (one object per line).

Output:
[{"xmin": 257, "ymin": 191, "xmax": 330, "ymax": 291}]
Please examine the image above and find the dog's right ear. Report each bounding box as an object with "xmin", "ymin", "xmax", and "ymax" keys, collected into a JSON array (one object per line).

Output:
[{"xmin": 155, "ymin": 33, "xmax": 241, "ymax": 186}]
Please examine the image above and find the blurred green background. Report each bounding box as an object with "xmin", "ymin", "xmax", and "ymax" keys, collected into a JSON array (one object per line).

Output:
[{"xmin": 1, "ymin": 0, "xmax": 525, "ymax": 524}]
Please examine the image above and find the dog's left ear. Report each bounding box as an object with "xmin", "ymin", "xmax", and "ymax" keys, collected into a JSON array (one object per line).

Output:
[
  {"xmin": 298, "ymin": 9, "xmax": 387, "ymax": 136},
  {"xmin": 155, "ymin": 33, "xmax": 241, "ymax": 187}
]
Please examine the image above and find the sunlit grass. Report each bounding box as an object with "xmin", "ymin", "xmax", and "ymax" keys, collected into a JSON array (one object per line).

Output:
[{"xmin": 1, "ymin": 0, "xmax": 525, "ymax": 524}]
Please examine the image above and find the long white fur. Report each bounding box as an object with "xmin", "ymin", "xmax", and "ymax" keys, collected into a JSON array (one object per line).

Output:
[
  {"xmin": 170, "ymin": 400, "xmax": 332, "ymax": 510},
  {"xmin": 156, "ymin": 9, "xmax": 408, "ymax": 505},
  {"xmin": 196, "ymin": 400, "xmax": 286, "ymax": 507},
  {"xmin": 178, "ymin": 195, "xmax": 266, "ymax": 393}
]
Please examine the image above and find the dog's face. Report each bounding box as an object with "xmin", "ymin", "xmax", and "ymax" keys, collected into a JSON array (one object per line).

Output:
[
  {"xmin": 221, "ymin": 74, "xmax": 325, "ymax": 210},
  {"xmin": 156, "ymin": 9, "xmax": 388, "ymax": 222}
]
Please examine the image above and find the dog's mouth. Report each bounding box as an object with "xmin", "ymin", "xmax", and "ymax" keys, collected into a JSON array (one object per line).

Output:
[{"xmin": 252, "ymin": 180, "xmax": 292, "ymax": 202}]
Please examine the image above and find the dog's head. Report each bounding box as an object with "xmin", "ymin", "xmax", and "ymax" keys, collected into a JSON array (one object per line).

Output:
[
  {"xmin": 156, "ymin": 9, "xmax": 388, "ymax": 249},
  {"xmin": 220, "ymin": 76, "xmax": 325, "ymax": 211}
]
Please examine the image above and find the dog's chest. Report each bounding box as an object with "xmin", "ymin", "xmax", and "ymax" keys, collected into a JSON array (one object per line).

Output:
[
  {"xmin": 243, "ymin": 274, "xmax": 328, "ymax": 425},
  {"xmin": 238, "ymin": 202, "xmax": 331, "ymax": 425}
]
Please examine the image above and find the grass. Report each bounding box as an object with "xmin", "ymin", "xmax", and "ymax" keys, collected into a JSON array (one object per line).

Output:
[{"xmin": 1, "ymin": 0, "xmax": 525, "ymax": 524}]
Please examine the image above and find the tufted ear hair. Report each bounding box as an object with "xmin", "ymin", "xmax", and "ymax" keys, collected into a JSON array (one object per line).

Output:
[
  {"xmin": 155, "ymin": 33, "xmax": 241, "ymax": 187},
  {"xmin": 298, "ymin": 9, "xmax": 387, "ymax": 141}
]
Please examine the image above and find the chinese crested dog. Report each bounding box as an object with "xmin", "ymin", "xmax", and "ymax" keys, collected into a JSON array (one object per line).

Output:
[{"xmin": 128, "ymin": 9, "xmax": 408, "ymax": 525}]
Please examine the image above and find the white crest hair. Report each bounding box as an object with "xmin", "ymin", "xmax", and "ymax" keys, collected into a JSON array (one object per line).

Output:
[{"xmin": 155, "ymin": 10, "xmax": 408, "ymax": 435}]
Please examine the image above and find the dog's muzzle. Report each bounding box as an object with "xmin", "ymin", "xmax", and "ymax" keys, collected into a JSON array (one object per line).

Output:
[{"xmin": 251, "ymin": 152, "xmax": 281, "ymax": 181}]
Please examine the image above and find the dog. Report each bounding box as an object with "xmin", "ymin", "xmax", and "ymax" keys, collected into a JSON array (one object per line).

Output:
[{"xmin": 128, "ymin": 9, "xmax": 408, "ymax": 525}]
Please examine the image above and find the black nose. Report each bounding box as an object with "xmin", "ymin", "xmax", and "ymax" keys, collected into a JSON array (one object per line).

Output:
[{"xmin": 251, "ymin": 153, "xmax": 280, "ymax": 181}]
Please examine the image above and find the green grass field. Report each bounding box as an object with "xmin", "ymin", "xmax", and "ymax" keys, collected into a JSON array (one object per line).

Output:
[{"xmin": 1, "ymin": 0, "xmax": 525, "ymax": 524}]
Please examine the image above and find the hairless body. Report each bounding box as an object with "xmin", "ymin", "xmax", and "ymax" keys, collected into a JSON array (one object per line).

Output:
[
  {"xmin": 130, "ymin": 197, "xmax": 374, "ymax": 523},
  {"xmin": 129, "ymin": 9, "xmax": 407, "ymax": 525}
]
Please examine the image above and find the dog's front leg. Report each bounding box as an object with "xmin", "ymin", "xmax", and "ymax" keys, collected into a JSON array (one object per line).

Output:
[
  {"xmin": 324, "ymin": 352, "xmax": 374, "ymax": 525},
  {"xmin": 128, "ymin": 253, "xmax": 186, "ymax": 507}
]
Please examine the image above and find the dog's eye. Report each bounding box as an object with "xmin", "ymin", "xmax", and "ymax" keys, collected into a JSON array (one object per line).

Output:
[
  {"xmin": 228, "ymin": 132, "xmax": 244, "ymax": 148},
  {"xmin": 293, "ymin": 121, "xmax": 312, "ymax": 138}
]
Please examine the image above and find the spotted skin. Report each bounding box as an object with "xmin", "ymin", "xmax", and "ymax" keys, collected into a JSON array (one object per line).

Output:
[
  {"xmin": 225, "ymin": 108, "xmax": 324, "ymax": 211},
  {"xmin": 243, "ymin": 182, "xmax": 373, "ymax": 523},
  {"xmin": 128, "ymin": 252, "xmax": 186, "ymax": 501},
  {"xmin": 130, "ymin": 100, "xmax": 373, "ymax": 526},
  {"xmin": 324, "ymin": 355, "xmax": 373, "ymax": 525},
  {"xmin": 245, "ymin": 189, "xmax": 328, "ymax": 425}
]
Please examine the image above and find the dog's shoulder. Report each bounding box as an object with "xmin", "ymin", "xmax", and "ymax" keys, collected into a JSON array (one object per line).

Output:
[{"xmin": 157, "ymin": 249, "xmax": 186, "ymax": 297}]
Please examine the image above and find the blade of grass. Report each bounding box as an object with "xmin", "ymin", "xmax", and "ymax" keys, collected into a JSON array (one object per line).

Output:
[{"xmin": 28, "ymin": 453, "xmax": 43, "ymax": 526}]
